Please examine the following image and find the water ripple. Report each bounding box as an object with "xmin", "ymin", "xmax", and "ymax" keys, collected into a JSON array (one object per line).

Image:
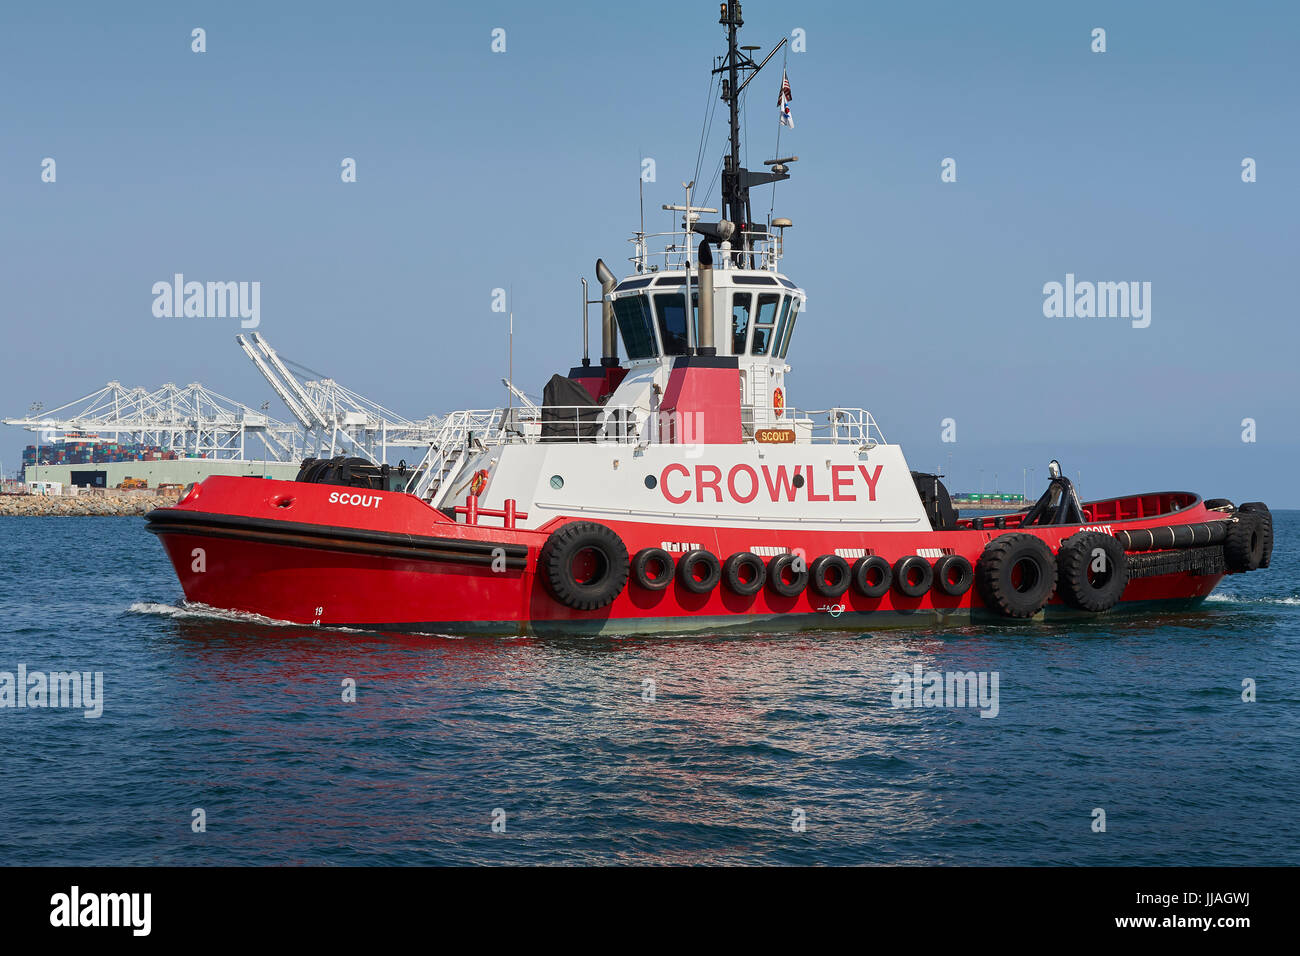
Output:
[{"xmin": 0, "ymin": 513, "xmax": 1296, "ymax": 864}]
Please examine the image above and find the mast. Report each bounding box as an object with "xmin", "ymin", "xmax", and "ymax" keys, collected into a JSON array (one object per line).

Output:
[
  {"xmin": 721, "ymin": 1, "xmax": 743, "ymax": 234},
  {"xmin": 712, "ymin": 2, "xmax": 790, "ymax": 257}
]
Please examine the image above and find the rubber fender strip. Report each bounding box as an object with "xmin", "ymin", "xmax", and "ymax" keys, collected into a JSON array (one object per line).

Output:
[
  {"xmin": 1125, "ymin": 545, "xmax": 1226, "ymax": 579},
  {"xmin": 1114, "ymin": 520, "xmax": 1228, "ymax": 553},
  {"xmin": 146, "ymin": 512, "xmax": 528, "ymax": 568}
]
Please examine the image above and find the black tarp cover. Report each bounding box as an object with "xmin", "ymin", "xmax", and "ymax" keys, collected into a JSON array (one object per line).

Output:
[{"xmin": 540, "ymin": 373, "xmax": 602, "ymax": 441}]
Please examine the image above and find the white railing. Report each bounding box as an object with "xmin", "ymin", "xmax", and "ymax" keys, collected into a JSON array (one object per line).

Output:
[
  {"xmin": 403, "ymin": 406, "xmax": 646, "ymax": 500},
  {"xmin": 742, "ymin": 407, "xmax": 884, "ymax": 446},
  {"xmin": 404, "ymin": 405, "xmax": 886, "ymax": 500},
  {"xmin": 628, "ymin": 228, "xmax": 786, "ymax": 274},
  {"xmin": 801, "ymin": 408, "xmax": 886, "ymax": 447},
  {"xmin": 404, "ymin": 408, "xmax": 506, "ymax": 500}
]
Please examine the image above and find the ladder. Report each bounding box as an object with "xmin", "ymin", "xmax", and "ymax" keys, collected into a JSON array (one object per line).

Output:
[
  {"xmin": 745, "ymin": 365, "xmax": 770, "ymax": 434},
  {"xmin": 405, "ymin": 409, "xmax": 502, "ymax": 502}
]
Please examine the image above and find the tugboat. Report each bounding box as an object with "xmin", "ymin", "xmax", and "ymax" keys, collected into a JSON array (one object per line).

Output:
[{"xmin": 147, "ymin": 3, "xmax": 1272, "ymax": 635}]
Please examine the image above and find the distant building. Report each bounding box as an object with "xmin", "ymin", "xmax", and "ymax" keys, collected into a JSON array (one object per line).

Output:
[
  {"xmin": 952, "ymin": 493, "xmax": 1027, "ymax": 508},
  {"xmin": 24, "ymin": 459, "xmax": 299, "ymax": 489}
]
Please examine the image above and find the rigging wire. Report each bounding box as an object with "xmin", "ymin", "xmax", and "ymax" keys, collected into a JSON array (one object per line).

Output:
[
  {"xmin": 768, "ymin": 46, "xmax": 789, "ymax": 223},
  {"xmin": 703, "ymin": 150, "xmax": 726, "ymax": 210},
  {"xmin": 692, "ymin": 68, "xmax": 719, "ymax": 190}
]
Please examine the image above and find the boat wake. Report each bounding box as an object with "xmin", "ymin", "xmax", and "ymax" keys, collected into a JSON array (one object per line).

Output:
[
  {"xmin": 124, "ymin": 600, "xmax": 468, "ymax": 639},
  {"xmin": 126, "ymin": 600, "xmax": 299, "ymax": 627},
  {"xmin": 1206, "ymin": 593, "xmax": 1300, "ymax": 607}
]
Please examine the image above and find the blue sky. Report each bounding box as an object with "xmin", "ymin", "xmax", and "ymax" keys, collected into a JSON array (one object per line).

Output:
[{"xmin": 2, "ymin": 0, "xmax": 1296, "ymax": 501}]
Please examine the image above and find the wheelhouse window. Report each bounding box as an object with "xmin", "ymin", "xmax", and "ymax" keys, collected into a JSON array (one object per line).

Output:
[
  {"xmin": 777, "ymin": 297, "xmax": 800, "ymax": 358},
  {"xmin": 771, "ymin": 296, "xmax": 792, "ymax": 357},
  {"xmin": 731, "ymin": 292, "xmax": 752, "ymax": 355},
  {"xmin": 612, "ymin": 294, "xmax": 656, "ymax": 360},
  {"xmin": 750, "ymin": 292, "xmax": 782, "ymax": 356},
  {"xmin": 653, "ymin": 292, "xmax": 698, "ymax": 356}
]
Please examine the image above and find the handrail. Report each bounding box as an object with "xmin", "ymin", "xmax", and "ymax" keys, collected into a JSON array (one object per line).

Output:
[
  {"xmin": 628, "ymin": 229, "xmax": 786, "ymax": 273},
  {"xmin": 403, "ymin": 405, "xmax": 886, "ymax": 500}
]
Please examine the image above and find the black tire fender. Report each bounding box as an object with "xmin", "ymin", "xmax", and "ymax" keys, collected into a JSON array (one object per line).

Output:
[
  {"xmin": 722, "ymin": 551, "xmax": 766, "ymax": 596},
  {"xmin": 1238, "ymin": 502, "xmax": 1273, "ymax": 569},
  {"xmin": 975, "ymin": 533, "xmax": 1056, "ymax": 618},
  {"xmin": 932, "ymin": 554, "xmax": 974, "ymax": 597},
  {"xmin": 893, "ymin": 555, "xmax": 933, "ymax": 598},
  {"xmin": 852, "ymin": 555, "xmax": 892, "ymax": 598},
  {"xmin": 630, "ymin": 547, "xmax": 674, "ymax": 591},
  {"xmin": 676, "ymin": 549, "xmax": 722, "ymax": 594},
  {"xmin": 1224, "ymin": 513, "xmax": 1266, "ymax": 573},
  {"xmin": 538, "ymin": 521, "xmax": 629, "ymax": 611},
  {"xmin": 808, "ymin": 554, "xmax": 851, "ymax": 599},
  {"xmin": 767, "ymin": 553, "xmax": 808, "ymax": 598},
  {"xmin": 1056, "ymin": 531, "xmax": 1128, "ymax": 612}
]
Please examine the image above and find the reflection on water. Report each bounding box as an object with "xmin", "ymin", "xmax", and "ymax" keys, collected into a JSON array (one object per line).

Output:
[
  {"xmin": 1, "ymin": 515, "xmax": 1297, "ymax": 865},
  {"xmin": 118, "ymin": 594, "xmax": 1298, "ymax": 865}
]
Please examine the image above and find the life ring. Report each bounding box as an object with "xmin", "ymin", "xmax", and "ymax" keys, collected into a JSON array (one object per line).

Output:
[
  {"xmin": 631, "ymin": 547, "xmax": 674, "ymax": 591},
  {"xmin": 767, "ymin": 553, "xmax": 808, "ymax": 598},
  {"xmin": 469, "ymin": 468, "xmax": 489, "ymax": 496},
  {"xmin": 932, "ymin": 554, "xmax": 974, "ymax": 597},
  {"xmin": 975, "ymin": 533, "xmax": 1056, "ymax": 618},
  {"xmin": 852, "ymin": 555, "xmax": 892, "ymax": 598},
  {"xmin": 808, "ymin": 554, "xmax": 851, "ymax": 599},
  {"xmin": 538, "ymin": 521, "xmax": 629, "ymax": 610},
  {"xmin": 1056, "ymin": 531, "xmax": 1127, "ymax": 611},
  {"xmin": 893, "ymin": 555, "xmax": 933, "ymax": 598},
  {"xmin": 723, "ymin": 552, "xmax": 766, "ymax": 596},
  {"xmin": 677, "ymin": 549, "xmax": 722, "ymax": 594}
]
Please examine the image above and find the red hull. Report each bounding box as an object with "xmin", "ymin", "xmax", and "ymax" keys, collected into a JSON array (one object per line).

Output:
[{"xmin": 146, "ymin": 476, "xmax": 1235, "ymax": 635}]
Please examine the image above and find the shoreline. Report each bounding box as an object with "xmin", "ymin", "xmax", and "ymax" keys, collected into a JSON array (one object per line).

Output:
[{"xmin": 0, "ymin": 493, "xmax": 181, "ymax": 517}]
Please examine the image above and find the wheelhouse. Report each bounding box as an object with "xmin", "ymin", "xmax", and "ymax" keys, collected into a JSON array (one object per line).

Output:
[{"xmin": 610, "ymin": 270, "xmax": 804, "ymax": 363}]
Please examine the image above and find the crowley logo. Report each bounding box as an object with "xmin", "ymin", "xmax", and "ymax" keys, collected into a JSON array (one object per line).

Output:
[{"xmin": 660, "ymin": 463, "xmax": 883, "ymax": 504}]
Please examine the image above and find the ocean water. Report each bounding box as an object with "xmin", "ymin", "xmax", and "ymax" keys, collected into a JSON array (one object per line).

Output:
[{"xmin": 0, "ymin": 513, "xmax": 1296, "ymax": 866}]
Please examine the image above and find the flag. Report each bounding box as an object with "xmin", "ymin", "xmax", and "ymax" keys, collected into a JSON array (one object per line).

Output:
[{"xmin": 778, "ymin": 69, "xmax": 794, "ymax": 128}]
